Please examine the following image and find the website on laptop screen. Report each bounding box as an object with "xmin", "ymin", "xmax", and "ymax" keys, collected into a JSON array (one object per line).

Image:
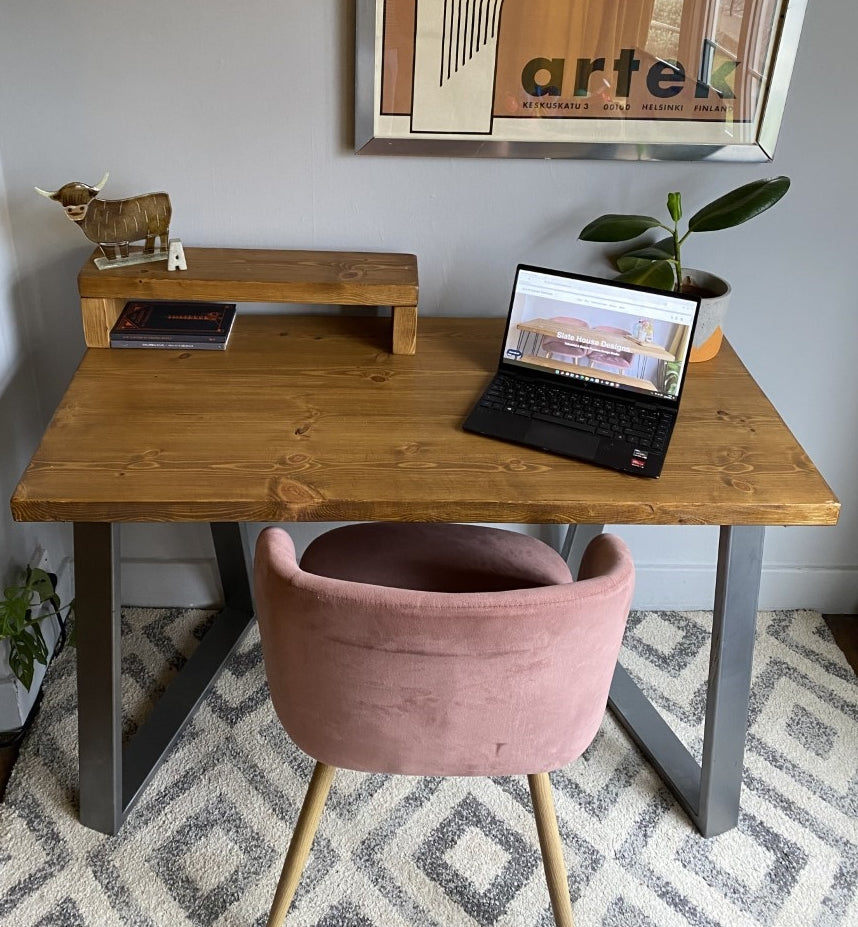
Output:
[{"xmin": 500, "ymin": 267, "xmax": 699, "ymax": 402}]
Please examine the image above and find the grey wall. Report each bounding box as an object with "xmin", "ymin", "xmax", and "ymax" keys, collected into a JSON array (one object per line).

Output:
[
  {"xmin": 0, "ymin": 2, "xmax": 855, "ymax": 610},
  {"xmin": 0, "ymin": 152, "xmax": 71, "ymax": 588}
]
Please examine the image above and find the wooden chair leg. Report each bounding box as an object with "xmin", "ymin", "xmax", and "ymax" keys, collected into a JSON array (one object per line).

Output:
[
  {"xmin": 528, "ymin": 772, "xmax": 574, "ymax": 927},
  {"xmin": 267, "ymin": 761, "xmax": 337, "ymax": 927}
]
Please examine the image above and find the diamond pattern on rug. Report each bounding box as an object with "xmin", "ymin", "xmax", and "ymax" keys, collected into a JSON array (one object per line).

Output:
[
  {"xmin": 749, "ymin": 658, "xmax": 857, "ymax": 804},
  {"xmin": 149, "ymin": 793, "xmax": 276, "ymax": 927},
  {"xmin": 415, "ymin": 791, "xmax": 539, "ymax": 924},
  {"xmin": 624, "ymin": 610, "xmax": 710, "ymax": 677},
  {"xmin": 786, "ymin": 703, "xmax": 835, "ymax": 759},
  {"xmin": 0, "ymin": 609, "xmax": 856, "ymax": 927},
  {"xmin": 677, "ymin": 812, "xmax": 806, "ymax": 922}
]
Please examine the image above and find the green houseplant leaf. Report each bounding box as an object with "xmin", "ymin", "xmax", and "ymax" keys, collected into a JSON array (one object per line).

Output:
[
  {"xmin": 667, "ymin": 191, "xmax": 682, "ymax": 223},
  {"xmin": 615, "ymin": 238, "xmax": 676, "ymax": 271},
  {"xmin": 0, "ymin": 563, "xmax": 72, "ymax": 691},
  {"xmin": 578, "ymin": 176, "xmax": 790, "ymax": 292},
  {"xmin": 9, "ymin": 620, "xmax": 48, "ymax": 692},
  {"xmin": 688, "ymin": 177, "xmax": 791, "ymax": 233},
  {"xmin": 578, "ymin": 214, "xmax": 665, "ymax": 243},
  {"xmin": 616, "ymin": 259, "xmax": 676, "ymax": 290}
]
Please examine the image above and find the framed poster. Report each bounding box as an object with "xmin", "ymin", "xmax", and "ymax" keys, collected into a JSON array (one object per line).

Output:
[{"xmin": 355, "ymin": 0, "xmax": 808, "ymax": 160}]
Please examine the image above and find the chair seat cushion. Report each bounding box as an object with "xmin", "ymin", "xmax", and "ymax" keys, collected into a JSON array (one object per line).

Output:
[{"xmin": 300, "ymin": 523, "xmax": 573, "ymax": 592}]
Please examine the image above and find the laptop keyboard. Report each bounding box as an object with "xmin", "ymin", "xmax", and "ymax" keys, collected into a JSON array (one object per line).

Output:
[{"xmin": 479, "ymin": 374, "xmax": 673, "ymax": 452}]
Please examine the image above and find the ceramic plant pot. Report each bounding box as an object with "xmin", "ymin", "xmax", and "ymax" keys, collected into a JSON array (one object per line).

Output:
[{"xmin": 682, "ymin": 269, "xmax": 731, "ymax": 363}]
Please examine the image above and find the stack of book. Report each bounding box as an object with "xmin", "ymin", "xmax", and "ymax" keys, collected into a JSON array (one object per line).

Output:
[{"xmin": 109, "ymin": 301, "xmax": 237, "ymax": 350}]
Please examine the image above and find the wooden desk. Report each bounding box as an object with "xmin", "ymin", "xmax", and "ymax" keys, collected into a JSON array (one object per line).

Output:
[
  {"xmin": 11, "ymin": 316, "xmax": 839, "ymax": 837},
  {"xmin": 77, "ymin": 247, "xmax": 419, "ymax": 354}
]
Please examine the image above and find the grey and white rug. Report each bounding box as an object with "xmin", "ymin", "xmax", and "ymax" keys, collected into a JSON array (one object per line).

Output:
[{"xmin": 0, "ymin": 608, "xmax": 855, "ymax": 927}]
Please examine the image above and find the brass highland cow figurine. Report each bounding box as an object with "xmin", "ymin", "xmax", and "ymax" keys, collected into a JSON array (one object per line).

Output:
[{"xmin": 35, "ymin": 172, "xmax": 174, "ymax": 269}]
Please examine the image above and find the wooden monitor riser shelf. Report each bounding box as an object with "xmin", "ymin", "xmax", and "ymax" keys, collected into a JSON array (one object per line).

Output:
[{"xmin": 77, "ymin": 247, "xmax": 419, "ymax": 354}]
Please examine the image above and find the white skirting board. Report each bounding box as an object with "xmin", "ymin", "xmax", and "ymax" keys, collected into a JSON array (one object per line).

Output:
[
  {"xmin": 117, "ymin": 550, "xmax": 858, "ymax": 615},
  {"xmin": 101, "ymin": 522, "xmax": 857, "ymax": 613}
]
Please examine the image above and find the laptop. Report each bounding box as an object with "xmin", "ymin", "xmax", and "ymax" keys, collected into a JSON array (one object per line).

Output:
[{"xmin": 463, "ymin": 264, "xmax": 701, "ymax": 477}]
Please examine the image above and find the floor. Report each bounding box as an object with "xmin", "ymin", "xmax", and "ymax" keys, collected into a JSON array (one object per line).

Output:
[
  {"xmin": 825, "ymin": 614, "xmax": 858, "ymax": 673},
  {"xmin": 1, "ymin": 615, "xmax": 856, "ymax": 802},
  {"xmin": 0, "ymin": 739, "xmax": 15, "ymax": 800}
]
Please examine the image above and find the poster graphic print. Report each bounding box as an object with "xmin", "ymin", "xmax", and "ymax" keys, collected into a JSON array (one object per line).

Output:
[{"xmin": 357, "ymin": 0, "xmax": 807, "ymax": 159}]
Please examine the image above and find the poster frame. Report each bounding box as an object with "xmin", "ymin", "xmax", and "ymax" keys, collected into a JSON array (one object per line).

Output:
[{"xmin": 355, "ymin": 0, "xmax": 808, "ymax": 161}]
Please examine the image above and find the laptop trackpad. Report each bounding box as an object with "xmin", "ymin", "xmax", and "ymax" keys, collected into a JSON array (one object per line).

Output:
[{"xmin": 526, "ymin": 419, "xmax": 600, "ymax": 459}]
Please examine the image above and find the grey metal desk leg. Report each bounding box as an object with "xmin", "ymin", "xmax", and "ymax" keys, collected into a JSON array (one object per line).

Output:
[
  {"xmin": 698, "ymin": 524, "xmax": 766, "ymax": 834},
  {"xmin": 211, "ymin": 521, "xmax": 254, "ymax": 615},
  {"xmin": 608, "ymin": 525, "xmax": 765, "ymax": 837},
  {"xmin": 74, "ymin": 522, "xmax": 256, "ymax": 835},
  {"xmin": 74, "ymin": 522, "xmax": 123, "ymax": 835},
  {"xmin": 559, "ymin": 524, "xmax": 605, "ymax": 574}
]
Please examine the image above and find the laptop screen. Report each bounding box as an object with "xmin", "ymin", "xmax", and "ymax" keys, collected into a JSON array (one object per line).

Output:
[{"xmin": 499, "ymin": 265, "xmax": 700, "ymax": 403}]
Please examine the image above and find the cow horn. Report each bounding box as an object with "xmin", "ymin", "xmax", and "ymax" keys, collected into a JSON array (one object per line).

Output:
[
  {"xmin": 34, "ymin": 186, "xmax": 56, "ymax": 198},
  {"xmin": 92, "ymin": 171, "xmax": 110, "ymax": 192}
]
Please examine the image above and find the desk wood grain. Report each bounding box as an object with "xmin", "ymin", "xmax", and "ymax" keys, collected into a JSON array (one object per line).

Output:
[{"xmin": 11, "ymin": 316, "xmax": 839, "ymax": 527}]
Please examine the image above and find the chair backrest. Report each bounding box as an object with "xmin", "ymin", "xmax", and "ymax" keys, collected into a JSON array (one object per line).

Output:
[{"xmin": 254, "ymin": 527, "xmax": 634, "ymax": 778}]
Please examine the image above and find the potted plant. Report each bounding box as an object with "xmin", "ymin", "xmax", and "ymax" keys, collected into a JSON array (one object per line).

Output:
[
  {"xmin": 578, "ymin": 176, "xmax": 790, "ymax": 361},
  {"xmin": 0, "ymin": 564, "xmax": 72, "ymax": 732}
]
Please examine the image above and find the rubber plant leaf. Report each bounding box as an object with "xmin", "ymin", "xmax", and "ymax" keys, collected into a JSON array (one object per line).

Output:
[
  {"xmin": 667, "ymin": 192, "xmax": 682, "ymax": 223},
  {"xmin": 616, "ymin": 259, "xmax": 676, "ymax": 291},
  {"xmin": 579, "ymin": 214, "xmax": 663, "ymax": 242},
  {"xmin": 688, "ymin": 176, "xmax": 791, "ymax": 233},
  {"xmin": 616, "ymin": 239, "xmax": 676, "ymax": 273}
]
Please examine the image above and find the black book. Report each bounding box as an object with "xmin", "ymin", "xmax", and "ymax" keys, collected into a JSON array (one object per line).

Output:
[{"xmin": 110, "ymin": 301, "xmax": 237, "ymax": 350}]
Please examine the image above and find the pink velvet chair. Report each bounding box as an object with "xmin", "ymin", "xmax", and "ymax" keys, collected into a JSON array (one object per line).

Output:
[
  {"xmin": 253, "ymin": 522, "xmax": 635, "ymax": 927},
  {"xmin": 541, "ymin": 316, "xmax": 591, "ymax": 364},
  {"xmin": 585, "ymin": 325, "xmax": 634, "ymax": 373}
]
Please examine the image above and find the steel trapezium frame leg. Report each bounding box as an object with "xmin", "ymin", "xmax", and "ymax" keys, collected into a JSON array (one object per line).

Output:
[
  {"xmin": 606, "ymin": 524, "xmax": 765, "ymax": 837},
  {"xmin": 74, "ymin": 522, "xmax": 256, "ymax": 834},
  {"xmin": 559, "ymin": 523, "xmax": 605, "ymax": 575},
  {"xmin": 74, "ymin": 522, "xmax": 122, "ymax": 835}
]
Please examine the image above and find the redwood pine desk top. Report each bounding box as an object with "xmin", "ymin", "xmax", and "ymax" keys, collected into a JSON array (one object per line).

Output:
[{"xmin": 11, "ymin": 316, "xmax": 839, "ymax": 527}]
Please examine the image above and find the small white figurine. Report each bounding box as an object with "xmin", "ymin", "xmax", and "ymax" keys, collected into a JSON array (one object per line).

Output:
[{"xmin": 167, "ymin": 239, "xmax": 187, "ymax": 271}]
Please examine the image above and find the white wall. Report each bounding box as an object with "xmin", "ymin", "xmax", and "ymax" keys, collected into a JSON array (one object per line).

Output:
[
  {"xmin": 0, "ymin": 153, "xmax": 71, "ymax": 588},
  {"xmin": 0, "ymin": 2, "xmax": 855, "ymax": 612}
]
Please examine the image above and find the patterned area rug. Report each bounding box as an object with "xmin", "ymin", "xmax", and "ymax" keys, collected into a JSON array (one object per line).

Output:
[{"xmin": 0, "ymin": 608, "xmax": 855, "ymax": 927}]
